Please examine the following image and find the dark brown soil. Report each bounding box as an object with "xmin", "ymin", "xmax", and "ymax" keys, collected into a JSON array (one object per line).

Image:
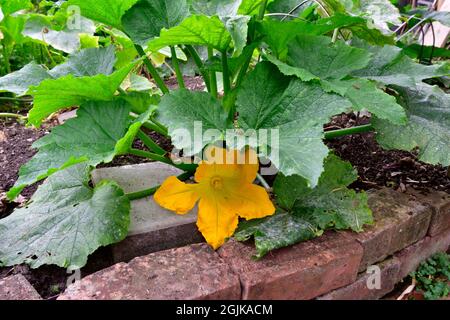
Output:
[
  {"xmin": 326, "ymin": 113, "xmax": 450, "ymax": 194},
  {"xmin": 165, "ymin": 75, "xmax": 206, "ymax": 91}
]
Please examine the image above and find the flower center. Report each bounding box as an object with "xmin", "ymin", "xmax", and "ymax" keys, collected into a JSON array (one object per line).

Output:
[{"xmin": 210, "ymin": 176, "xmax": 224, "ymax": 190}]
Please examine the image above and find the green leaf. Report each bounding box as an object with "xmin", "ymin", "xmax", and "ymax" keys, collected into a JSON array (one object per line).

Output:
[
  {"xmin": 191, "ymin": 0, "xmax": 242, "ymax": 17},
  {"xmin": 158, "ymin": 89, "xmax": 231, "ymax": 155},
  {"xmin": 238, "ymin": 0, "xmax": 265, "ymax": 15},
  {"xmin": 0, "ymin": 62, "xmax": 50, "ymax": 96},
  {"xmin": 0, "ymin": 0, "xmax": 32, "ymax": 15},
  {"xmin": 0, "ymin": 163, "xmax": 130, "ymax": 269},
  {"xmin": 353, "ymin": 44, "xmax": 450, "ymax": 87},
  {"xmin": 349, "ymin": 0, "xmax": 401, "ymax": 34},
  {"xmin": 8, "ymin": 100, "xmax": 151, "ymax": 200},
  {"xmin": 373, "ymin": 84, "xmax": 450, "ymax": 167},
  {"xmin": 0, "ymin": 46, "xmax": 117, "ymax": 96},
  {"xmin": 235, "ymin": 154, "xmax": 372, "ymax": 258},
  {"xmin": 223, "ymin": 15, "xmax": 250, "ymax": 56},
  {"xmin": 148, "ymin": 15, "xmax": 232, "ymax": 52},
  {"xmin": 23, "ymin": 14, "xmax": 96, "ymax": 53},
  {"xmin": 236, "ymin": 62, "xmax": 352, "ymax": 187},
  {"xmin": 27, "ymin": 61, "xmax": 137, "ymax": 126},
  {"xmin": 67, "ymin": 0, "xmax": 138, "ymax": 29},
  {"xmin": 122, "ymin": 0, "xmax": 189, "ymax": 46},
  {"xmin": 322, "ymin": 78, "xmax": 407, "ymax": 125},
  {"xmin": 280, "ymin": 34, "xmax": 371, "ymax": 81}
]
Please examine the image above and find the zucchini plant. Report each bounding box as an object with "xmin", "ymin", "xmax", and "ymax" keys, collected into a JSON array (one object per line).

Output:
[{"xmin": 0, "ymin": 0, "xmax": 449, "ymax": 269}]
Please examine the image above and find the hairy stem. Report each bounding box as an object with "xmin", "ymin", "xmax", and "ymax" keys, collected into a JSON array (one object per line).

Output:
[
  {"xmin": 170, "ymin": 46, "xmax": 185, "ymax": 89},
  {"xmin": 258, "ymin": 0, "xmax": 269, "ymax": 20},
  {"xmin": 0, "ymin": 113, "xmax": 27, "ymax": 120},
  {"xmin": 221, "ymin": 51, "xmax": 231, "ymax": 95},
  {"xmin": 137, "ymin": 130, "xmax": 166, "ymax": 155},
  {"xmin": 128, "ymin": 148, "xmax": 197, "ymax": 172},
  {"xmin": 324, "ymin": 124, "xmax": 374, "ymax": 140},
  {"xmin": 135, "ymin": 45, "xmax": 169, "ymax": 94},
  {"xmin": 184, "ymin": 45, "xmax": 211, "ymax": 92},
  {"xmin": 126, "ymin": 171, "xmax": 192, "ymax": 201},
  {"xmin": 208, "ymin": 47, "xmax": 218, "ymax": 98}
]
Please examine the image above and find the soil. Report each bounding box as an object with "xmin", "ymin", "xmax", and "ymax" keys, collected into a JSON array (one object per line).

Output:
[{"xmin": 1, "ymin": 81, "xmax": 449, "ymax": 299}]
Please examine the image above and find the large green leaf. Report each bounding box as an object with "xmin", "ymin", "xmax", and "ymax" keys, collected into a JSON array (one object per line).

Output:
[
  {"xmin": 0, "ymin": 164, "xmax": 130, "ymax": 269},
  {"xmin": 0, "ymin": 62, "xmax": 50, "ymax": 95},
  {"xmin": 322, "ymin": 78, "xmax": 407, "ymax": 125},
  {"xmin": 0, "ymin": 46, "xmax": 117, "ymax": 95},
  {"xmin": 353, "ymin": 44, "xmax": 450, "ymax": 87},
  {"xmin": 148, "ymin": 15, "xmax": 232, "ymax": 52},
  {"xmin": 236, "ymin": 62, "xmax": 351, "ymax": 187},
  {"xmin": 234, "ymin": 154, "xmax": 373, "ymax": 258},
  {"xmin": 276, "ymin": 34, "xmax": 371, "ymax": 81},
  {"xmin": 27, "ymin": 61, "xmax": 137, "ymax": 126},
  {"xmin": 157, "ymin": 89, "xmax": 231, "ymax": 155},
  {"xmin": 122, "ymin": 0, "xmax": 189, "ymax": 46},
  {"xmin": 8, "ymin": 100, "xmax": 152, "ymax": 200},
  {"xmin": 23, "ymin": 14, "xmax": 96, "ymax": 53},
  {"xmin": 0, "ymin": 0, "xmax": 32, "ymax": 15},
  {"xmin": 67, "ymin": 0, "xmax": 138, "ymax": 29},
  {"xmin": 347, "ymin": 0, "xmax": 401, "ymax": 34},
  {"xmin": 191, "ymin": 0, "xmax": 242, "ymax": 16},
  {"xmin": 373, "ymin": 84, "xmax": 450, "ymax": 167}
]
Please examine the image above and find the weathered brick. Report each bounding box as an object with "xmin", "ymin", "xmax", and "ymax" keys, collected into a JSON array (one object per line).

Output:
[
  {"xmin": 218, "ymin": 231, "xmax": 363, "ymax": 300},
  {"xmin": 0, "ymin": 274, "xmax": 41, "ymax": 300},
  {"xmin": 395, "ymin": 227, "xmax": 450, "ymax": 279},
  {"xmin": 317, "ymin": 257, "xmax": 401, "ymax": 300},
  {"xmin": 58, "ymin": 244, "xmax": 240, "ymax": 300},
  {"xmin": 408, "ymin": 190, "xmax": 450, "ymax": 237},
  {"xmin": 347, "ymin": 188, "xmax": 432, "ymax": 272}
]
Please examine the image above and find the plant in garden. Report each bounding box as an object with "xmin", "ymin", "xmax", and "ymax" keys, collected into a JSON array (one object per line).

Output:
[
  {"xmin": 411, "ymin": 253, "xmax": 450, "ymax": 300},
  {"xmin": 0, "ymin": 0, "xmax": 449, "ymax": 269}
]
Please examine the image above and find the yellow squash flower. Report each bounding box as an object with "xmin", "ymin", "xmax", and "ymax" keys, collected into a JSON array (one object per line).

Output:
[{"xmin": 154, "ymin": 146, "xmax": 276, "ymax": 249}]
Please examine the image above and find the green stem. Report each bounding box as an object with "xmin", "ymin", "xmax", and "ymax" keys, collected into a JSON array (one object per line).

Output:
[
  {"xmin": 126, "ymin": 171, "xmax": 193, "ymax": 201},
  {"xmin": 135, "ymin": 45, "xmax": 169, "ymax": 94},
  {"xmin": 324, "ymin": 124, "xmax": 374, "ymax": 140},
  {"xmin": 170, "ymin": 46, "xmax": 185, "ymax": 89},
  {"xmin": 257, "ymin": 173, "xmax": 271, "ymax": 192},
  {"xmin": 1, "ymin": 42, "xmax": 11, "ymax": 74},
  {"xmin": 150, "ymin": 116, "xmax": 168, "ymax": 135},
  {"xmin": 0, "ymin": 113, "xmax": 27, "ymax": 120},
  {"xmin": 221, "ymin": 51, "xmax": 231, "ymax": 95},
  {"xmin": 0, "ymin": 97, "xmax": 32, "ymax": 102},
  {"xmin": 208, "ymin": 47, "xmax": 218, "ymax": 98},
  {"xmin": 137, "ymin": 130, "xmax": 166, "ymax": 155},
  {"xmin": 258, "ymin": 0, "xmax": 269, "ymax": 20},
  {"xmin": 184, "ymin": 45, "xmax": 211, "ymax": 92},
  {"xmin": 129, "ymin": 148, "xmax": 197, "ymax": 172}
]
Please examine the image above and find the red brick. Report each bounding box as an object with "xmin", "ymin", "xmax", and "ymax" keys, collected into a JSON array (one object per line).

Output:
[
  {"xmin": 395, "ymin": 227, "xmax": 450, "ymax": 279},
  {"xmin": 0, "ymin": 274, "xmax": 41, "ymax": 300},
  {"xmin": 347, "ymin": 188, "xmax": 432, "ymax": 272},
  {"xmin": 317, "ymin": 257, "xmax": 401, "ymax": 300},
  {"xmin": 218, "ymin": 231, "xmax": 363, "ymax": 300},
  {"xmin": 58, "ymin": 244, "xmax": 240, "ymax": 300},
  {"xmin": 408, "ymin": 190, "xmax": 450, "ymax": 237}
]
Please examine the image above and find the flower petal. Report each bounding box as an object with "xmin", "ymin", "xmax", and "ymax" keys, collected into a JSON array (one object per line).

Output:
[
  {"xmin": 197, "ymin": 196, "xmax": 239, "ymax": 249},
  {"xmin": 231, "ymin": 184, "xmax": 276, "ymax": 220},
  {"xmin": 154, "ymin": 176, "xmax": 199, "ymax": 214}
]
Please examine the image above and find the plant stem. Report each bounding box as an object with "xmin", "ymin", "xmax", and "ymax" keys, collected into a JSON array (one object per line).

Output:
[
  {"xmin": 0, "ymin": 97, "xmax": 32, "ymax": 102},
  {"xmin": 257, "ymin": 173, "xmax": 272, "ymax": 192},
  {"xmin": 128, "ymin": 148, "xmax": 197, "ymax": 172},
  {"xmin": 184, "ymin": 45, "xmax": 211, "ymax": 92},
  {"xmin": 221, "ymin": 51, "xmax": 231, "ymax": 95},
  {"xmin": 126, "ymin": 171, "xmax": 192, "ymax": 201},
  {"xmin": 208, "ymin": 47, "xmax": 218, "ymax": 98},
  {"xmin": 137, "ymin": 130, "xmax": 166, "ymax": 155},
  {"xmin": 258, "ymin": 0, "xmax": 269, "ymax": 20},
  {"xmin": 170, "ymin": 46, "xmax": 185, "ymax": 89},
  {"xmin": 324, "ymin": 124, "xmax": 374, "ymax": 140},
  {"xmin": 0, "ymin": 113, "xmax": 27, "ymax": 120},
  {"xmin": 135, "ymin": 44, "xmax": 169, "ymax": 94},
  {"xmin": 1, "ymin": 42, "xmax": 11, "ymax": 74},
  {"xmin": 150, "ymin": 116, "xmax": 168, "ymax": 135},
  {"xmin": 331, "ymin": 28, "xmax": 339, "ymax": 43},
  {"xmin": 141, "ymin": 121, "xmax": 168, "ymax": 136}
]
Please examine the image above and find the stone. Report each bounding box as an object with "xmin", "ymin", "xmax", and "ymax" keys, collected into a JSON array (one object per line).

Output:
[
  {"xmin": 408, "ymin": 190, "xmax": 450, "ymax": 237},
  {"xmin": 92, "ymin": 163, "xmax": 203, "ymax": 262},
  {"xmin": 395, "ymin": 227, "xmax": 450, "ymax": 279},
  {"xmin": 317, "ymin": 258, "xmax": 401, "ymax": 300},
  {"xmin": 347, "ymin": 188, "xmax": 432, "ymax": 272},
  {"xmin": 0, "ymin": 274, "xmax": 41, "ymax": 300},
  {"xmin": 218, "ymin": 231, "xmax": 363, "ymax": 300},
  {"xmin": 58, "ymin": 244, "xmax": 240, "ymax": 300}
]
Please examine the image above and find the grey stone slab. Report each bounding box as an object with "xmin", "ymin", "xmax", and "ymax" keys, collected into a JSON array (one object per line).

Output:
[
  {"xmin": 0, "ymin": 274, "xmax": 42, "ymax": 300},
  {"xmin": 92, "ymin": 162, "xmax": 203, "ymax": 262}
]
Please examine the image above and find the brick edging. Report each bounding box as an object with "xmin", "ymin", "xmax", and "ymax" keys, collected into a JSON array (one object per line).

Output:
[{"xmin": 57, "ymin": 188, "xmax": 450, "ymax": 300}]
